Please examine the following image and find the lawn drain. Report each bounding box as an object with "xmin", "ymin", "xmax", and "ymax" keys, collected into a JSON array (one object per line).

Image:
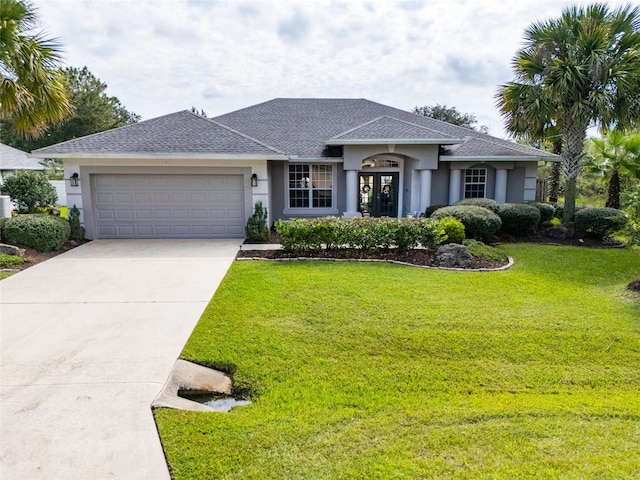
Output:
[{"xmin": 178, "ymin": 390, "xmax": 251, "ymax": 412}]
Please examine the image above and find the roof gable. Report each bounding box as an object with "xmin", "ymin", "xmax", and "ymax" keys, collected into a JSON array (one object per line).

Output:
[
  {"xmin": 329, "ymin": 116, "xmax": 460, "ymax": 143},
  {"xmin": 0, "ymin": 143, "xmax": 45, "ymax": 170},
  {"xmin": 32, "ymin": 110, "xmax": 283, "ymax": 157}
]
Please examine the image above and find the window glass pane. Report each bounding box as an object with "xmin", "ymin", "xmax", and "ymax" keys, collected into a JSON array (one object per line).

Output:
[
  {"xmin": 288, "ymin": 164, "xmax": 332, "ymax": 208},
  {"xmin": 464, "ymin": 168, "xmax": 487, "ymax": 199}
]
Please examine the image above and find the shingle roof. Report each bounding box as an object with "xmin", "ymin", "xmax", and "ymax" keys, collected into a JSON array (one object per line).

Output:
[
  {"xmin": 0, "ymin": 143, "xmax": 45, "ymax": 170},
  {"xmin": 213, "ymin": 98, "xmax": 557, "ymax": 159},
  {"xmin": 30, "ymin": 98, "xmax": 557, "ymax": 161},
  {"xmin": 32, "ymin": 110, "xmax": 284, "ymax": 156},
  {"xmin": 330, "ymin": 115, "xmax": 459, "ymax": 142}
]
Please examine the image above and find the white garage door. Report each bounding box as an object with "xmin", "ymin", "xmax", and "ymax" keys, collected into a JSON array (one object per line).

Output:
[{"xmin": 93, "ymin": 174, "xmax": 245, "ymax": 238}]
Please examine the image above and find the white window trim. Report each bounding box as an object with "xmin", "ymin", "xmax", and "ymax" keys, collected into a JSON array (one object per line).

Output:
[
  {"xmin": 284, "ymin": 163, "xmax": 339, "ymax": 215},
  {"xmin": 464, "ymin": 167, "xmax": 488, "ymax": 199}
]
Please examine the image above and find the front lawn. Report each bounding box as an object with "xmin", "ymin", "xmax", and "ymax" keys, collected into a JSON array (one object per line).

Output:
[{"xmin": 155, "ymin": 245, "xmax": 640, "ymax": 479}]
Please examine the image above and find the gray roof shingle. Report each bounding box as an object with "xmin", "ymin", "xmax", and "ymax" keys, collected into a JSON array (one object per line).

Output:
[
  {"xmin": 32, "ymin": 110, "xmax": 284, "ymax": 156},
  {"xmin": 1, "ymin": 143, "xmax": 45, "ymax": 170},
  {"xmin": 30, "ymin": 98, "xmax": 557, "ymax": 161},
  {"xmin": 330, "ymin": 115, "xmax": 459, "ymax": 141}
]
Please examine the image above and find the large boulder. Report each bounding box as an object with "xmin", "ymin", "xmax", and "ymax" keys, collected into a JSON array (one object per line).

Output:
[
  {"xmin": 433, "ymin": 243, "xmax": 473, "ymax": 268},
  {"xmin": 0, "ymin": 243, "xmax": 25, "ymax": 256}
]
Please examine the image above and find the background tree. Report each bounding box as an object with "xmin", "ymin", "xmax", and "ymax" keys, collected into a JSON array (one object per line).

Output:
[
  {"xmin": 2, "ymin": 66, "xmax": 140, "ymax": 152},
  {"xmin": 1, "ymin": 169, "xmax": 57, "ymax": 212},
  {"xmin": 583, "ymin": 131, "xmax": 640, "ymax": 209},
  {"xmin": 497, "ymin": 4, "xmax": 640, "ymax": 223},
  {"xmin": 412, "ymin": 104, "xmax": 489, "ymax": 133},
  {"xmin": 0, "ymin": 0, "xmax": 70, "ymax": 137}
]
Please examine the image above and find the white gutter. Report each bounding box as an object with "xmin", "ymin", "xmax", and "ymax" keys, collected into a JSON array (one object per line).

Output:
[
  {"xmin": 444, "ymin": 155, "xmax": 561, "ymax": 162},
  {"xmin": 28, "ymin": 152, "xmax": 290, "ymax": 161},
  {"xmin": 325, "ymin": 138, "xmax": 464, "ymax": 145}
]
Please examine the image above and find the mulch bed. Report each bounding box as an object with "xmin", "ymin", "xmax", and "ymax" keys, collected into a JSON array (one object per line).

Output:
[
  {"xmin": 5, "ymin": 241, "xmax": 86, "ymax": 271},
  {"xmin": 238, "ymin": 247, "xmax": 508, "ymax": 270}
]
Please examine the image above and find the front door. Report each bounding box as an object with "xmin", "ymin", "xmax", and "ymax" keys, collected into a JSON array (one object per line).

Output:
[{"xmin": 358, "ymin": 173, "xmax": 399, "ymax": 217}]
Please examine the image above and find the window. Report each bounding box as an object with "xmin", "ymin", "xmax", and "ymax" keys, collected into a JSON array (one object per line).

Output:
[
  {"xmin": 288, "ymin": 165, "xmax": 333, "ymax": 208},
  {"xmin": 464, "ymin": 168, "xmax": 487, "ymax": 198},
  {"xmin": 362, "ymin": 158, "xmax": 399, "ymax": 168}
]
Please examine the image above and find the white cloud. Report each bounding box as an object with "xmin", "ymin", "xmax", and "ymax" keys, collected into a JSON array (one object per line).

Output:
[{"xmin": 33, "ymin": 0, "xmax": 635, "ymax": 137}]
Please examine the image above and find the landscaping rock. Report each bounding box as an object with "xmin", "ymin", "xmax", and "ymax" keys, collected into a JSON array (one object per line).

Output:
[
  {"xmin": 0, "ymin": 243, "xmax": 25, "ymax": 257},
  {"xmin": 628, "ymin": 279, "xmax": 640, "ymax": 292},
  {"xmin": 433, "ymin": 243, "xmax": 473, "ymax": 268},
  {"xmin": 545, "ymin": 222, "xmax": 575, "ymax": 240}
]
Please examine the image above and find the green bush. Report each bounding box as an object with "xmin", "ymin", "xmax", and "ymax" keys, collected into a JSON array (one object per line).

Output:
[
  {"xmin": 274, "ymin": 217, "xmax": 445, "ymax": 252},
  {"xmin": 68, "ymin": 205, "xmax": 85, "ymax": 242},
  {"xmin": 431, "ymin": 205, "xmax": 501, "ymax": 240},
  {"xmin": 0, "ymin": 217, "xmax": 7, "ymax": 243},
  {"xmin": 1, "ymin": 170, "xmax": 57, "ymax": 213},
  {"xmin": 463, "ymin": 239, "xmax": 509, "ymax": 262},
  {"xmin": 425, "ymin": 204, "xmax": 446, "ymax": 217},
  {"xmin": 498, "ymin": 203, "xmax": 541, "ymax": 236},
  {"xmin": 552, "ymin": 203, "xmax": 587, "ymax": 220},
  {"xmin": 454, "ymin": 198, "xmax": 500, "ymax": 213},
  {"xmin": 4, "ymin": 214, "xmax": 70, "ymax": 252},
  {"xmin": 245, "ymin": 201, "xmax": 270, "ymax": 241},
  {"xmin": 574, "ymin": 207, "xmax": 628, "ymax": 238},
  {"xmin": 436, "ymin": 216, "xmax": 465, "ymax": 244},
  {"xmin": 0, "ymin": 253, "xmax": 27, "ymax": 268},
  {"xmin": 527, "ymin": 202, "xmax": 555, "ymax": 224}
]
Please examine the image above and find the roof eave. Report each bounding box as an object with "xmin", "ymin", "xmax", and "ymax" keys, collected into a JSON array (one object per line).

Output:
[
  {"xmin": 444, "ymin": 155, "xmax": 561, "ymax": 162},
  {"xmin": 28, "ymin": 152, "xmax": 289, "ymax": 161},
  {"xmin": 326, "ymin": 138, "xmax": 464, "ymax": 146}
]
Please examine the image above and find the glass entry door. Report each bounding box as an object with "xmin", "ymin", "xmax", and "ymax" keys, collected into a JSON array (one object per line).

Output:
[{"xmin": 358, "ymin": 172, "xmax": 399, "ymax": 217}]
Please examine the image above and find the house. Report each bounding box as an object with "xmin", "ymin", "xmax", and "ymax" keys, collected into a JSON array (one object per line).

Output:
[
  {"xmin": 1, "ymin": 143, "xmax": 45, "ymax": 185},
  {"xmin": 31, "ymin": 98, "xmax": 557, "ymax": 239}
]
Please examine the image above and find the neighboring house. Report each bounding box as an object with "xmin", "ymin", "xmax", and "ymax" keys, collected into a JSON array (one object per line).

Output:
[
  {"xmin": 0, "ymin": 143, "xmax": 45, "ymax": 185},
  {"xmin": 31, "ymin": 98, "xmax": 558, "ymax": 240}
]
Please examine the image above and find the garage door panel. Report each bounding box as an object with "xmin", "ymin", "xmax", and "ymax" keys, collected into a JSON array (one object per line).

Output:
[{"xmin": 93, "ymin": 174, "xmax": 245, "ymax": 239}]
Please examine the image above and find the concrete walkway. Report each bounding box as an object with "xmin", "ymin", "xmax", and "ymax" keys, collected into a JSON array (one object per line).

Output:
[{"xmin": 0, "ymin": 239, "xmax": 241, "ymax": 479}]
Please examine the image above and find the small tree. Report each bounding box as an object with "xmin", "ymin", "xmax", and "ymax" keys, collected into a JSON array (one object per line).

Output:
[
  {"xmin": 245, "ymin": 201, "xmax": 270, "ymax": 241},
  {"xmin": 68, "ymin": 205, "xmax": 85, "ymax": 241},
  {"xmin": 2, "ymin": 170, "xmax": 57, "ymax": 213}
]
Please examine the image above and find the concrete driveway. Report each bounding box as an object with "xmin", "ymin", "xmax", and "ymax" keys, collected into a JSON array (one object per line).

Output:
[{"xmin": 0, "ymin": 239, "xmax": 241, "ymax": 479}]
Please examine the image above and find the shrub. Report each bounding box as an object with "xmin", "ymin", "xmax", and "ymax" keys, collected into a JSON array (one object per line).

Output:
[
  {"xmin": 1, "ymin": 170, "xmax": 57, "ymax": 213},
  {"xmin": 527, "ymin": 202, "xmax": 555, "ymax": 224},
  {"xmin": 463, "ymin": 239, "xmax": 509, "ymax": 262},
  {"xmin": 431, "ymin": 205, "xmax": 501, "ymax": 240},
  {"xmin": 454, "ymin": 198, "xmax": 500, "ymax": 213},
  {"xmin": 498, "ymin": 203, "xmax": 541, "ymax": 236},
  {"xmin": 552, "ymin": 203, "xmax": 586, "ymax": 220},
  {"xmin": 0, "ymin": 217, "xmax": 7, "ymax": 243},
  {"xmin": 436, "ymin": 216, "xmax": 465, "ymax": 244},
  {"xmin": 574, "ymin": 207, "xmax": 628, "ymax": 238},
  {"xmin": 4, "ymin": 214, "xmax": 70, "ymax": 252},
  {"xmin": 245, "ymin": 201, "xmax": 270, "ymax": 241},
  {"xmin": 425, "ymin": 205, "xmax": 446, "ymax": 217},
  {"xmin": 68, "ymin": 205, "xmax": 85, "ymax": 242},
  {"xmin": 274, "ymin": 217, "xmax": 445, "ymax": 252},
  {"xmin": 0, "ymin": 253, "xmax": 26, "ymax": 268}
]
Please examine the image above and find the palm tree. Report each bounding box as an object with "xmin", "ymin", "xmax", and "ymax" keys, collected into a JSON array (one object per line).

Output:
[
  {"xmin": 497, "ymin": 3, "xmax": 640, "ymax": 223},
  {"xmin": 0, "ymin": 0, "xmax": 70, "ymax": 137},
  {"xmin": 584, "ymin": 131, "xmax": 640, "ymax": 209}
]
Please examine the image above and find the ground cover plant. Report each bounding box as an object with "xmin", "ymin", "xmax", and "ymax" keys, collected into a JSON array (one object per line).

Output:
[{"xmin": 155, "ymin": 245, "xmax": 640, "ymax": 479}]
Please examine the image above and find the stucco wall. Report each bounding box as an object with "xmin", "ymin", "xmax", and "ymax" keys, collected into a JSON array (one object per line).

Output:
[{"xmin": 63, "ymin": 158, "xmax": 268, "ymax": 239}]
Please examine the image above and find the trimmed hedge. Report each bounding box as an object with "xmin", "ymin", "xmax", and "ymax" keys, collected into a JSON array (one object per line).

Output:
[
  {"xmin": 274, "ymin": 216, "xmax": 446, "ymax": 252},
  {"xmin": 4, "ymin": 214, "xmax": 70, "ymax": 252},
  {"xmin": 552, "ymin": 203, "xmax": 586, "ymax": 220},
  {"xmin": 425, "ymin": 204, "xmax": 446, "ymax": 218},
  {"xmin": 454, "ymin": 198, "xmax": 500, "ymax": 213},
  {"xmin": 431, "ymin": 205, "xmax": 501, "ymax": 240},
  {"xmin": 498, "ymin": 203, "xmax": 541, "ymax": 236},
  {"xmin": 437, "ymin": 216, "xmax": 465, "ymax": 244},
  {"xmin": 526, "ymin": 202, "xmax": 555, "ymax": 224},
  {"xmin": 574, "ymin": 207, "xmax": 628, "ymax": 237}
]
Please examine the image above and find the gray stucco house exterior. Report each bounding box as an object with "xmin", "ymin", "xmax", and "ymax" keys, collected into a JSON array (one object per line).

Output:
[{"xmin": 32, "ymin": 98, "xmax": 557, "ymax": 239}]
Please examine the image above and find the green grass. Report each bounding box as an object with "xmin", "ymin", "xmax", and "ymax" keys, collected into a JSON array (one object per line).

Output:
[
  {"xmin": 0, "ymin": 253, "xmax": 27, "ymax": 269},
  {"xmin": 155, "ymin": 245, "xmax": 640, "ymax": 479},
  {"xmin": 0, "ymin": 271, "xmax": 16, "ymax": 280}
]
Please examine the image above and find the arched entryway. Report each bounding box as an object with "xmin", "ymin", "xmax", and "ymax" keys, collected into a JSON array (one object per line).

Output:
[{"xmin": 358, "ymin": 156, "xmax": 401, "ymax": 217}]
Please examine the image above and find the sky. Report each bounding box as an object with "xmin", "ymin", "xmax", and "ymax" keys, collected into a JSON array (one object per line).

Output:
[{"xmin": 34, "ymin": 0, "xmax": 632, "ymax": 139}]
